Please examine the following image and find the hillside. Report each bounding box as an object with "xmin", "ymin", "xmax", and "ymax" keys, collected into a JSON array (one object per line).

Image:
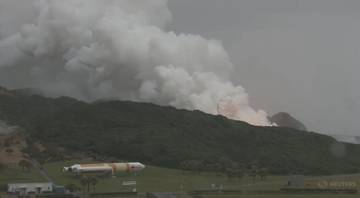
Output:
[
  {"xmin": 1, "ymin": 86, "xmax": 360, "ymax": 175},
  {"xmin": 269, "ymin": 112, "xmax": 307, "ymax": 131},
  {"xmin": 0, "ymin": 130, "xmax": 28, "ymax": 165}
]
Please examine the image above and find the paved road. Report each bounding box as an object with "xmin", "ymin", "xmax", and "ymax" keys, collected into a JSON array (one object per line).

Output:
[{"xmin": 31, "ymin": 159, "xmax": 55, "ymax": 184}]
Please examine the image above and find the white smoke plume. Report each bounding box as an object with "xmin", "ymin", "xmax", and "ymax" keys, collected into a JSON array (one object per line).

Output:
[
  {"xmin": 0, "ymin": 120, "xmax": 17, "ymax": 135},
  {"xmin": 0, "ymin": 0, "xmax": 273, "ymax": 126}
]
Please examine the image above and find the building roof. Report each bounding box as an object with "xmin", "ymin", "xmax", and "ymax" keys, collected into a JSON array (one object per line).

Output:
[{"xmin": 8, "ymin": 182, "xmax": 53, "ymax": 186}]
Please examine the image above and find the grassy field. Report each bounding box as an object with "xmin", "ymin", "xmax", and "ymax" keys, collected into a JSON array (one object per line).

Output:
[
  {"xmin": 0, "ymin": 165, "xmax": 46, "ymax": 186},
  {"xmin": 44, "ymin": 159, "xmax": 284, "ymax": 192},
  {"xmin": 203, "ymin": 195, "xmax": 360, "ymax": 198},
  {"xmin": 1, "ymin": 160, "xmax": 360, "ymax": 198},
  {"xmin": 43, "ymin": 160, "xmax": 360, "ymax": 198}
]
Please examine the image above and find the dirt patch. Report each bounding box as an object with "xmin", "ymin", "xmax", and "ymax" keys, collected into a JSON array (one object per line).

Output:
[{"xmin": 0, "ymin": 132, "xmax": 28, "ymax": 165}]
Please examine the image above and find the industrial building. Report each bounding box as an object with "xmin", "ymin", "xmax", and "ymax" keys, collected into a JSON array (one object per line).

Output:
[{"xmin": 7, "ymin": 182, "xmax": 57, "ymax": 195}]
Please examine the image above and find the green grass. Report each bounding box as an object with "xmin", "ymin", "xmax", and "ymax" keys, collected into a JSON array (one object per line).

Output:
[
  {"xmin": 43, "ymin": 160, "xmax": 288, "ymax": 192},
  {"xmin": 2, "ymin": 160, "xmax": 360, "ymax": 198},
  {"xmin": 203, "ymin": 195, "xmax": 359, "ymax": 198},
  {"xmin": 0, "ymin": 166, "xmax": 45, "ymax": 186}
]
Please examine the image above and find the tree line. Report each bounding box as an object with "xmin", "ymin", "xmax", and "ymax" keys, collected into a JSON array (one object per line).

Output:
[{"xmin": 179, "ymin": 159, "xmax": 269, "ymax": 181}]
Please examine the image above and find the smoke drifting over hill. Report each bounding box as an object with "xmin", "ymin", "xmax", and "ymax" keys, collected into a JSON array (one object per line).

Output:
[
  {"xmin": 0, "ymin": 0, "xmax": 272, "ymax": 125},
  {"xmin": 0, "ymin": 120, "xmax": 17, "ymax": 135}
]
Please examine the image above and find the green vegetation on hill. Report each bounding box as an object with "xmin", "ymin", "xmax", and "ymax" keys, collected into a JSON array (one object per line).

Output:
[{"xmin": 1, "ymin": 86, "xmax": 360, "ymax": 175}]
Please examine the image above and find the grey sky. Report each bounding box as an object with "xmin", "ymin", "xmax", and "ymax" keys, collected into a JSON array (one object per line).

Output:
[{"xmin": 168, "ymin": 0, "xmax": 360, "ymax": 135}]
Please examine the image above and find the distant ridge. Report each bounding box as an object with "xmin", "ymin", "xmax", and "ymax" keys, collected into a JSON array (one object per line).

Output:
[
  {"xmin": 11, "ymin": 88, "xmax": 44, "ymax": 96},
  {"xmin": 269, "ymin": 112, "xmax": 307, "ymax": 131},
  {"xmin": 330, "ymin": 134, "xmax": 360, "ymax": 144}
]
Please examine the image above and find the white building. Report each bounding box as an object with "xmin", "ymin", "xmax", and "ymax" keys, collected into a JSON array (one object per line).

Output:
[{"xmin": 8, "ymin": 182, "xmax": 53, "ymax": 195}]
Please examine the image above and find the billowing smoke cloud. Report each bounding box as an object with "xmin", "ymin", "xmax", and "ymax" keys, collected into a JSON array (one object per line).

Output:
[{"xmin": 0, "ymin": 0, "xmax": 272, "ymax": 126}]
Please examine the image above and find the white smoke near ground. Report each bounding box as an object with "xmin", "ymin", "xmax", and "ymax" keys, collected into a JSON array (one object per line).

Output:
[
  {"xmin": 0, "ymin": 120, "xmax": 17, "ymax": 135},
  {"xmin": 0, "ymin": 0, "xmax": 273, "ymax": 126}
]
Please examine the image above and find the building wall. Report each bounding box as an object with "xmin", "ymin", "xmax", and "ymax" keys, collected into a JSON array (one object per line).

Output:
[{"xmin": 8, "ymin": 183, "xmax": 53, "ymax": 195}]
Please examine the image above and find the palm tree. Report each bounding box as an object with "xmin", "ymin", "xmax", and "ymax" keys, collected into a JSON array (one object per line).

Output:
[
  {"xmin": 89, "ymin": 177, "xmax": 98, "ymax": 192},
  {"xmin": 18, "ymin": 160, "xmax": 26, "ymax": 171},
  {"xmin": 259, "ymin": 168, "xmax": 269, "ymax": 180},
  {"xmin": 65, "ymin": 184, "xmax": 80, "ymax": 193},
  {"xmin": 179, "ymin": 161, "xmax": 190, "ymax": 174},
  {"xmin": 249, "ymin": 165, "xmax": 258, "ymax": 183},
  {"xmin": 0, "ymin": 163, "xmax": 6, "ymax": 172},
  {"xmin": 235, "ymin": 168, "xmax": 244, "ymax": 180},
  {"xmin": 80, "ymin": 176, "xmax": 89, "ymax": 194},
  {"xmin": 226, "ymin": 168, "xmax": 235, "ymax": 180},
  {"xmin": 18, "ymin": 160, "xmax": 32, "ymax": 172},
  {"xmin": 24, "ymin": 161, "xmax": 33, "ymax": 172}
]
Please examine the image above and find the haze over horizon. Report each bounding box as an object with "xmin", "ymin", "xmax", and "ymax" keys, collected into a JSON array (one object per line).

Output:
[{"xmin": 169, "ymin": 0, "xmax": 360, "ymax": 136}]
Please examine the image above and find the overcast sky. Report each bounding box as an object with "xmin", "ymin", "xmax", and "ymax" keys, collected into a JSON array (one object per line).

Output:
[{"xmin": 168, "ymin": 0, "xmax": 360, "ymax": 135}]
